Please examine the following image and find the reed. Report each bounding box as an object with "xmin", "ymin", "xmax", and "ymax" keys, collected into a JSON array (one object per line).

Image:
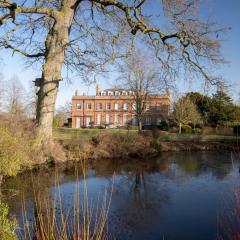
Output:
[{"xmin": 19, "ymin": 160, "xmax": 113, "ymax": 240}]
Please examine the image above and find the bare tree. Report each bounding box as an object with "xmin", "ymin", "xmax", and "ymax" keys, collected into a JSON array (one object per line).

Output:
[
  {"xmin": 25, "ymin": 80, "xmax": 38, "ymax": 119},
  {"xmin": 119, "ymin": 50, "xmax": 165, "ymax": 132},
  {"xmin": 0, "ymin": 0, "xmax": 225, "ymax": 140},
  {"xmin": 5, "ymin": 75, "xmax": 26, "ymax": 118},
  {"xmin": 0, "ymin": 73, "xmax": 4, "ymax": 112},
  {"xmin": 172, "ymin": 96, "xmax": 202, "ymax": 134},
  {"xmin": 55, "ymin": 102, "xmax": 71, "ymax": 127}
]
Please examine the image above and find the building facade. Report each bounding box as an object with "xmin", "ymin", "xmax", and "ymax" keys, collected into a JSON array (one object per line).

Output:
[{"xmin": 71, "ymin": 86, "xmax": 170, "ymax": 128}]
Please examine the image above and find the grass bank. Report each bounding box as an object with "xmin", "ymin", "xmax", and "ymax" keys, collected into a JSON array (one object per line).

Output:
[
  {"xmin": 1, "ymin": 125, "xmax": 238, "ymax": 182},
  {"xmin": 53, "ymin": 128, "xmax": 239, "ymax": 159},
  {"xmin": 60, "ymin": 129, "xmax": 157, "ymax": 161}
]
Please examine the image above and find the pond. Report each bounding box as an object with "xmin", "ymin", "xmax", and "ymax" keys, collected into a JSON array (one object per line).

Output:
[{"xmin": 1, "ymin": 151, "xmax": 240, "ymax": 240}]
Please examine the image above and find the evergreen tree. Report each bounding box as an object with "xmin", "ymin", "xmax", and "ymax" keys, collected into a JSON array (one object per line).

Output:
[
  {"xmin": 209, "ymin": 90, "xmax": 235, "ymax": 126},
  {"xmin": 185, "ymin": 92, "xmax": 212, "ymax": 124}
]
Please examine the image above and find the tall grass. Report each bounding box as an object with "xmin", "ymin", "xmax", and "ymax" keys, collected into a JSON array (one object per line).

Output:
[
  {"xmin": 18, "ymin": 161, "xmax": 113, "ymax": 240},
  {"xmin": 217, "ymin": 151, "xmax": 240, "ymax": 240},
  {"xmin": 0, "ymin": 202, "xmax": 18, "ymax": 240},
  {"xmin": 217, "ymin": 188, "xmax": 240, "ymax": 240}
]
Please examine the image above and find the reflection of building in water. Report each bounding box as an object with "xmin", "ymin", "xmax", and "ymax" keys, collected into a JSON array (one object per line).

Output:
[{"xmin": 71, "ymin": 85, "xmax": 170, "ymax": 128}]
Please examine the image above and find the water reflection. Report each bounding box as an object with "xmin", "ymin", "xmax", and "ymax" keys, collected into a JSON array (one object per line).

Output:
[{"xmin": 1, "ymin": 151, "xmax": 239, "ymax": 240}]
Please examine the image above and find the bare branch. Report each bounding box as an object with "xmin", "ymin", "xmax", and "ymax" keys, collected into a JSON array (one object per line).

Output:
[{"xmin": 1, "ymin": 40, "xmax": 45, "ymax": 58}]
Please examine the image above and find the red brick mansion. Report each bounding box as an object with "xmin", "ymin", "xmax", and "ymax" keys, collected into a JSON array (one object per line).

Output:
[{"xmin": 71, "ymin": 86, "xmax": 170, "ymax": 128}]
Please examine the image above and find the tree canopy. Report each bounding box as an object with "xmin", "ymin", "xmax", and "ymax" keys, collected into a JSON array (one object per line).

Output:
[
  {"xmin": 172, "ymin": 96, "xmax": 202, "ymax": 134},
  {"xmin": 181, "ymin": 90, "xmax": 240, "ymax": 127},
  {"xmin": 0, "ymin": 0, "xmax": 226, "ymax": 138}
]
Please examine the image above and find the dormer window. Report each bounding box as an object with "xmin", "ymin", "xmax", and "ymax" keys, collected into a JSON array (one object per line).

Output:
[
  {"xmin": 156, "ymin": 103, "xmax": 162, "ymax": 111},
  {"xmin": 115, "ymin": 91, "xmax": 119, "ymax": 96},
  {"xmin": 108, "ymin": 91, "xmax": 113, "ymax": 96}
]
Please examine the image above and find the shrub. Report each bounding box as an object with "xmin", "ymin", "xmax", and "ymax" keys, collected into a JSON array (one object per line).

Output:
[
  {"xmin": 53, "ymin": 117, "xmax": 61, "ymax": 127},
  {"xmin": 201, "ymin": 126, "xmax": 216, "ymax": 134},
  {"xmin": 0, "ymin": 116, "xmax": 66, "ymax": 177},
  {"xmin": 181, "ymin": 124, "xmax": 192, "ymax": 134},
  {"xmin": 0, "ymin": 127, "xmax": 30, "ymax": 176},
  {"xmin": 0, "ymin": 202, "xmax": 18, "ymax": 240},
  {"xmin": 216, "ymin": 126, "xmax": 233, "ymax": 135},
  {"xmin": 169, "ymin": 127, "xmax": 179, "ymax": 133},
  {"xmin": 91, "ymin": 135, "xmax": 100, "ymax": 146},
  {"xmin": 94, "ymin": 131, "xmax": 153, "ymax": 159},
  {"xmin": 159, "ymin": 121, "xmax": 169, "ymax": 131},
  {"xmin": 192, "ymin": 128, "xmax": 202, "ymax": 134}
]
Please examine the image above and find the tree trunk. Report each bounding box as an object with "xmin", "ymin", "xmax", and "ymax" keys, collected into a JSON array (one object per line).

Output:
[
  {"xmin": 179, "ymin": 122, "xmax": 182, "ymax": 134},
  {"xmin": 138, "ymin": 120, "xmax": 142, "ymax": 133},
  {"xmin": 36, "ymin": 1, "xmax": 76, "ymax": 140}
]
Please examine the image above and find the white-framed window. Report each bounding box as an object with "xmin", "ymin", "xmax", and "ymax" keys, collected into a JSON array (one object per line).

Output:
[
  {"xmin": 146, "ymin": 103, "xmax": 150, "ymax": 110},
  {"xmin": 114, "ymin": 103, "xmax": 119, "ymax": 110},
  {"xmin": 115, "ymin": 91, "xmax": 119, "ymax": 96},
  {"xmin": 156, "ymin": 103, "xmax": 162, "ymax": 111},
  {"xmin": 76, "ymin": 103, "xmax": 81, "ymax": 110},
  {"xmin": 98, "ymin": 103, "xmax": 102, "ymax": 110},
  {"xmin": 124, "ymin": 115, "xmax": 129, "ymax": 124},
  {"xmin": 156, "ymin": 118, "xmax": 161, "ymax": 126},
  {"xmin": 108, "ymin": 91, "xmax": 113, "ymax": 96},
  {"xmin": 123, "ymin": 103, "xmax": 128, "ymax": 110},
  {"xmin": 132, "ymin": 103, "xmax": 136, "ymax": 110},
  {"xmin": 145, "ymin": 116, "xmax": 151, "ymax": 125},
  {"xmin": 106, "ymin": 103, "xmax": 111, "ymax": 110},
  {"xmin": 132, "ymin": 115, "xmax": 137, "ymax": 125},
  {"xmin": 86, "ymin": 103, "xmax": 92, "ymax": 110},
  {"xmin": 114, "ymin": 114, "xmax": 119, "ymax": 124},
  {"xmin": 97, "ymin": 114, "xmax": 102, "ymax": 125},
  {"xmin": 106, "ymin": 114, "xmax": 110, "ymax": 124}
]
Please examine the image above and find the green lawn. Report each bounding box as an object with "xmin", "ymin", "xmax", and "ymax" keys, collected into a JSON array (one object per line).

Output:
[
  {"xmin": 53, "ymin": 127, "xmax": 138, "ymax": 141},
  {"xmin": 53, "ymin": 127, "xmax": 239, "ymax": 142}
]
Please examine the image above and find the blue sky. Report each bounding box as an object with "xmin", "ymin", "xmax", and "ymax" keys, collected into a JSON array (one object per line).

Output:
[{"xmin": 0, "ymin": 0, "xmax": 240, "ymax": 107}]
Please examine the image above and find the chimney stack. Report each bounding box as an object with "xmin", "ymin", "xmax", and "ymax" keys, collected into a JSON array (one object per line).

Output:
[
  {"xmin": 75, "ymin": 90, "xmax": 81, "ymax": 96},
  {"xmin": 96, "ymin": 84, "xmax": 100, "ymax": 95}
]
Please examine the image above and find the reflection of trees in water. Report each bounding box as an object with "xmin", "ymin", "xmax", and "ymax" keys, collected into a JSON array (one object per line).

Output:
[
  {"xmin": 1, "ymin": 151, "xmax": 236, "ymax": 238},
  {"xmin": 169, "ymin": 151, "xmax": 233, "ymax": 180},
  {"xmin": 1, "ymin": 166, "xmax": 82, "ymax": 232},
  {"xmin": 94, "ymin": 157, "xmax": 171, "ymax": 236}
]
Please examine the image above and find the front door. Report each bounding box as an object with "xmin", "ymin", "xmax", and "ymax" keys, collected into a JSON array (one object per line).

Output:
[
  {"xmin": 86, "ymin": 117, "xmax": 91, "ymax": 127},
  {"xmin": 76, "ymin": 117, "xmax": 81, "ymax": 128}
]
